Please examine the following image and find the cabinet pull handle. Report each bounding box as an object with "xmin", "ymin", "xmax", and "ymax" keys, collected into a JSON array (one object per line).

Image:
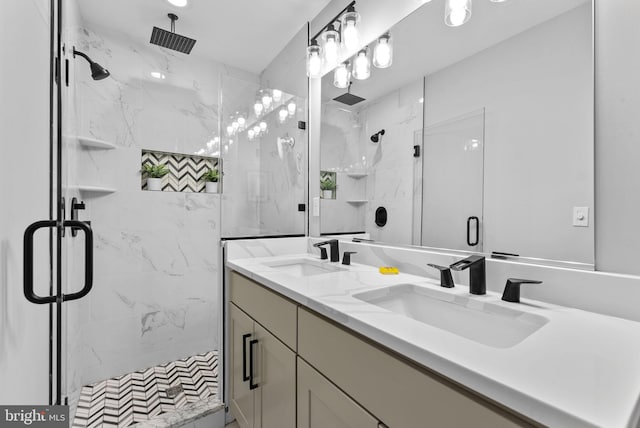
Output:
[
  {"xmin": 249, "ymin": 339, "xmax": 259, "ymax": 390},
  {"xmin": 242, "ymin": 333, "xmax": 251, "ymax": 382}
]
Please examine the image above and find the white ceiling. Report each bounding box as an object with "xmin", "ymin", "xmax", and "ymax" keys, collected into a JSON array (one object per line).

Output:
[
  {"xmin": 77, "ymin": 0, "xmax": 332, "ymax": 74},
  {"xmin": 323, "ymin": 0, "xmax": 591, "ymax": 107}
]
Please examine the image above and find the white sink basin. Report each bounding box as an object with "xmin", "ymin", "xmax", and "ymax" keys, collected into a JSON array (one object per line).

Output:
[
  {"xmin": 264, "ymin": 259, "xmax": 346, "ymax": 277},
  {"xmin": 353, "ymin": 284, "xmax": 548, "ymax": 348}
]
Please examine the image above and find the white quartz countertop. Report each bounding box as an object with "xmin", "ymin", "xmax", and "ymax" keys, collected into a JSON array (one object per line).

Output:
[{"xmin": 227, "ymin": 252, "xmax": 640, "ymax": 428}]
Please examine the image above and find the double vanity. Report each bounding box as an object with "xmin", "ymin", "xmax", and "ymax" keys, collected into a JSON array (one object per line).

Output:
[{"xmin": 226, "ymin": 237, "xmax": 640, "ymax": 428}]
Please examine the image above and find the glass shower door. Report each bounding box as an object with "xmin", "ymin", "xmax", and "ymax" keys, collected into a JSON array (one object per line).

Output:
[{"xmin": 421, "ymin": 109, "xmax": 485, "ymax": 251}]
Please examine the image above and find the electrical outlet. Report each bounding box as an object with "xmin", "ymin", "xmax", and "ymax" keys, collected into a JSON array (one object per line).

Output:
[
  {"xmin": 312, "ymin": 197, "xmax": 320, "ymax": 217},
  {"xmin": 573, "ymin": 207, "xmax": 589, "ymax": 227}
]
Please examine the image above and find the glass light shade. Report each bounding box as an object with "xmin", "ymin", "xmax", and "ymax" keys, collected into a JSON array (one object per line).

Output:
[
  {"xmin": 373, "ymin": 33, "xmax": 393, "ymax": 68},
  {"xmin": 259, "ymin": 121, "xmax": 268, "ymax": 132},
  {"xmin": 278, "ymin": 108, "xmax": 288, "ymax": 123},
  {"xmin": 248, "ymin": 129, "xmax": 255, "ymax": 140},
  {"xmin": 254, "ymin": 100, "xmax": 264, "ymax": 117},
  {"xmin": 261, "ymin": 90, "xmax": 273, "ymax": 110},
  {"xmin": 321, "ymin": 25, "xmax": 340, "ymax": 68},
  {"xmin": 226, "ymin": 125, "xmax": 234, "ymax": 136},
  {"xmin": 237, "ymin": 116, "xmax": 246, "ymax": 128},
  {"xmin": 306, "ymin": 42, "xmax": 323, "ymax": 78},
  {"xmin": 272, "ymin": 89, "xmax": 282, "ymax": 102},
  {"xmin": 352, "ymin": 49, "xmax": 370, "ymax": 80},
  {"xmin": 285, "ymin": 101, "xmax": 295, "ymax": 116},
  {"xmin": 333, "ymin": 62, "xmax": 350, "ymax": 88},
  {"xmin": 341, "ymin": 10, "xmax": 360, "ymax": 52},
  {"xmin": 167, "ymin": 0, "xmax": 188, "ymax": 7},
  {"xmin": 253, "ymin": 125, "xmax": 261, "ymax": 135},
  {"xmin": 445, "ymin": 0, "xmax": 472, "ymax": 27},
  {"xmin": 232, "ymin": 120, "xmax": 239, "ymax": 131}
]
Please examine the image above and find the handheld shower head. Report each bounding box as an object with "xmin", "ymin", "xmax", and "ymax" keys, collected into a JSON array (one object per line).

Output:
[
  {"xmin": 73, "ymin": 48, "xmax": 110, "ymax": 80},
  {"xmin": 371, "ymin": 129, "xmax": 385, "ymax": 143}
]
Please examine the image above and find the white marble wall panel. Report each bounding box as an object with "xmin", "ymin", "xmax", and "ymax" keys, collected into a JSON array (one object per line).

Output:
[{"xmin": 63, "ymin": 23, "xmax": 253, "ymax": 391}]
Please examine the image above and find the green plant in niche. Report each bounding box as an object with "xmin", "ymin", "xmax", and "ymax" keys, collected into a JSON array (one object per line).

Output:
[
  {"xmin": 320, "ymin": 176, "xmax": 336, "ymax": 191},
  {"xmin": 142, "ymin": 163, "xmax": 170, "ymax": 178},
  {"xmin": 202, "ymin": 167, "xmax": 220, "ymax": 183}
]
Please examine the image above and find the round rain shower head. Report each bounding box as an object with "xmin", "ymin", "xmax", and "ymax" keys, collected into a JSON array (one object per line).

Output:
[{"xmin": 73, "ymin": 47, "xmax": 110, "ymax": 81}]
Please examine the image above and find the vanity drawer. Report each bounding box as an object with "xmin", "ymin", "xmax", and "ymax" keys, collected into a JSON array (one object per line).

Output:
[
  {"xmin": 230, "ymin": 271, "xmax": 297, "ymax": 350},
  {"xmin": 298, "ymin": 308, "xmax": 536, "ymax": 428}
]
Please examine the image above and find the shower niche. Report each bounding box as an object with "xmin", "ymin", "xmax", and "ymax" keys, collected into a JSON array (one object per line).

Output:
[{"xmin": 141, "ymin": 150, "xmax": 221, "ymax": 193}]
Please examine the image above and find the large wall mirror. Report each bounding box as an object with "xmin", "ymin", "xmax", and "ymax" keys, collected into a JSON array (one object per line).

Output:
[{"xmin": 317, "ymin": 0, "xmax": 594, "ymax": 268}]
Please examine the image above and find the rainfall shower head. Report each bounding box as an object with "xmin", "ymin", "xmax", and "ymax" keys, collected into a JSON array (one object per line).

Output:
[
  {"xmin": 333, "ymin": 82, "xmax": 365, "ymax": 106},
  {"xmin": 150, "ymin": 13, "xmax": 197, "ymax": 54},
  {"xmin": 72, "ymin": 48, "xmax": 110, "ymax": 80}
]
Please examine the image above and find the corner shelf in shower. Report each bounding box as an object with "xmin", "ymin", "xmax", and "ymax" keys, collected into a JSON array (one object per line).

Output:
[
  {"xmin": 72, "ymin": 185, "xmax": 117, "ymax": 196},
  {"xmin": 78, "ymin": 136, "xmax": 116, "ymax": 150},
  {"xmin": 346, "ymin": 173, "xmax": 368, "ymax": 179},
  {"xmin": 346, "ymin": 200, "xmax": 368, "ymax": 204}
]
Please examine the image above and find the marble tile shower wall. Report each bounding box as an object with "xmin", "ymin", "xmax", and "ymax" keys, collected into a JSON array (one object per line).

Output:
[{"xmin": 66, "ymin": 25, "xmax": 259, "ymax": 392}]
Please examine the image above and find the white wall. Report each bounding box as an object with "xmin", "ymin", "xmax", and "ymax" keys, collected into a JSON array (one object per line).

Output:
[
  {"xmin": 0, "ymin": 0, "xmax": 52, "ymax": 404},
  {"xmin": 594, "ymin": 0, "xmax": 640, "ymax": 275},
  {"xmin": 424, "ymin": 5, "xmax": 593, "ymax": 264}
]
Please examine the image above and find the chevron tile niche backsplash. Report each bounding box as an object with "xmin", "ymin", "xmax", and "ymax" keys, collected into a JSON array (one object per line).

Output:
[{"xmin": 141, "ymin": 150, "xmax": 220, "ymax": 193}]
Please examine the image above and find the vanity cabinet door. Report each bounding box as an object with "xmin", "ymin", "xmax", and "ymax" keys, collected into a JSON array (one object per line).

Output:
[
  {"xmin": 297, "ymin": 358, "xmax": 380, "ymax": 428},
  {"xmin": 254, "ymin": 323, "xmax": 296, "ymax": 428},
  {"xmin": 230, "ymin": 304, "xmax": 255, "ymax": 428}
]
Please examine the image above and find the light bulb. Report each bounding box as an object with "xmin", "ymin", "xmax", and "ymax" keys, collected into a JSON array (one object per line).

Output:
[
  {"xmin": 333, "ymin": 62, "xmax": 350, "ymax": 88},
  {"xmin": 341, "ymin": 8, "xmax": 360, "ymax": 52},
  {"xmin": 237, "ymin": 116, "xmax": 246, "ymax": 128},
  {"xmin": 278, "ymin": 108, "xmax": 288, "ymax": 123},
  {"xmin": 352, "ymin": 49, "xmax": 370, "ymax": 80},
  {"xmin": 322, "ymin": 24, "xmax": 340, "ymax": 68},
  {"xmin": 261, "ymin": 91, "xmax": 273, "ymax": 109},
  {"xmin": 232, "ymin": 120, "xmax": 239, "ymax": 131},
  {"xmin": 254, "ymin": 100, "xmax": 264, "ymax": 117},
  {"xmin": 259, "ymin": 121, "xmax": 267, "ymax": 132},
  {"xmin": 167, "ymin": 0, "xmax": 188, "ymax": 7},
  {"xmin": 253, "ymin": 125, "xmax": 261, "ymax": 135},
  {"xmin": 373, "ymin": 33, "xmax": 393, "ymax": 68},
  {"xmin": 272, "ymin": 89, "xmax": 282, "ymax": 102},
  {"xmin": 226, "ymin": 125, "xmax": 234, "ymax": 136},
  {"xmin": 306, "ymin": 42, "xmax": 323, "ymax": 78},
  {"xmin": 445, "ymin": 0, "xmax": 472, "ymax": 27},
  {"xmin": 248, "ymin": 129, "xmax": 255, "ymax": 140},
  {"xmin": 287, "ymin": 101, "xmax": 296, "ymax": 116}
]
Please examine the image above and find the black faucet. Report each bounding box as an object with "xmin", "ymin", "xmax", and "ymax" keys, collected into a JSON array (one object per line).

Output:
[
  {"xmin": 501, "ymin": 278, "xmax": 542, "ymax": 303},
  {"xmin": 450, "ymin": 255, "xmax": 486, "ymax": 295},
  {"xmin": 313, "ymin": 240, "xmax": 340, "ymax": 262},
  {"xmin": 427, "ymin": 264, "xmax": 455, "ymax": 288},
  {"xmin": 342, "ymin": 251, "xmax": 357, "ymax": 265}
]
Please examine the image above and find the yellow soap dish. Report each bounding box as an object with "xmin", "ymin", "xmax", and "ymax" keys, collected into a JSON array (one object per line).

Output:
[{"xmin": 379, "ymin": 266, "xmax": 399, "ymax": 275}]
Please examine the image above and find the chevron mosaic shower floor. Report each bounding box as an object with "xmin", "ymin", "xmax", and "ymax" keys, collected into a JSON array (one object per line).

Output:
[{"xmin": 72, "ymin": 351, "xmax": 218, "ymax": 428}]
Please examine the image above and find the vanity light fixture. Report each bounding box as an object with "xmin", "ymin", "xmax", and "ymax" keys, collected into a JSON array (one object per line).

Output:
[
  {"xmin": 287, "ymin": 100, "xmax": 297, "ymax": 116},
  {"xmin": 373, "ymin": 33, "xmax": 393, "ymax": 68},
  {"xmin": 445, "ymin": 0, "xmax": 472, "ymax": 27},
  {"xmin": 352, "ymin": 48, "xmax": 371, "ymax": 80},
  {"xmin": 333, "ymin": 61, "xmax": 351, "ymax": 88},
  {"xmin": 306, "ymin": 40, "xmax": 323, "ymax": 78},
  {"xmin": 341, "ymin": 4, "xmax": 360, "ymax": 52},
  {"xmin": 321, "ymin": 23, "xmax": 341, "ymax": 68},
  {"xmin": 306, "ymin": 1, "xmax": 358, "ymax": 79}
]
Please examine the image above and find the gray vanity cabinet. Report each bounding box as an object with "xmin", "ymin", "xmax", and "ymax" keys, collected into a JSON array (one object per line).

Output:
[{"xmin": 230, "ymin": 273, "xmax": 297, "ymax": 428}]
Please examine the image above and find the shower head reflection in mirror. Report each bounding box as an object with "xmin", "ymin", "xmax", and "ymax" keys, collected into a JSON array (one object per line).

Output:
[{"xmin": 317, "ymin": 0, "xmax": 594, "ymax": 269}]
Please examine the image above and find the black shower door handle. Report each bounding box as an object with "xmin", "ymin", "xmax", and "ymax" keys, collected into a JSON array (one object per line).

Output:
[
  {"xmin": 24, "ymin": 220, "xmax": 94, "ymax": 304},
  {"xmin": 466, "ymin": 216, "xmax": 479, "ymax": 247}
]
